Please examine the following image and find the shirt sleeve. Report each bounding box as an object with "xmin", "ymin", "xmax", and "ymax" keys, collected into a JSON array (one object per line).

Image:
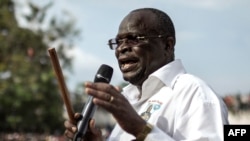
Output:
[{"xmin": 144, "ymin": 81, "xmax": 228, "ymax": 141}]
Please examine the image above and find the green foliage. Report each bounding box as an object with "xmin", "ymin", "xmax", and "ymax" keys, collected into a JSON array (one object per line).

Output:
[{"xmin": 0, "ymin": 0, "xmax": 79, "ymax": 133}]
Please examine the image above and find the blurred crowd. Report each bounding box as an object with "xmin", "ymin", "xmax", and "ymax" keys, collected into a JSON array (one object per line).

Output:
[
  {"xmin": 0, "ymin": 125, "xmax": 113, "ymax": 141},
  {"xmin": 223, "ymin": 94, "xmax": 250, "ymax": 114},
  {"xmin": 0, "ymin": 133, "xmax": 65, "ymax": 141}
]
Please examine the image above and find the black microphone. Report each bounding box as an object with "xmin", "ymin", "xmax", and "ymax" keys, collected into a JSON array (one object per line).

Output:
[{"xmin": 73, "ymin": 64, "xmax": 113, "ymax": 141}]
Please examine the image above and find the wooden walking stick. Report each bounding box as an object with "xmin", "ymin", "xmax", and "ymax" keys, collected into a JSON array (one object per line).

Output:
[{"xmin": 48, "ymin": 47, "xmax": 75, "ymax": 124}]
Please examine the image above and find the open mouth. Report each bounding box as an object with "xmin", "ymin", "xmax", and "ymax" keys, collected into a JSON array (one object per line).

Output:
[{"xmin": 120, "ymin": 58, "xmax": 139, "ymax": 72}]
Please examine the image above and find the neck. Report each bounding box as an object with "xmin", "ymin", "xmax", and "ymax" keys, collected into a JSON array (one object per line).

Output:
[{"xmin": 136, "ymin": 85, "xmax": 142, "ymax": 100}]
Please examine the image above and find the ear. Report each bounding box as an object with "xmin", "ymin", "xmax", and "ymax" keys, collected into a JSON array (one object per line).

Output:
[{"xmin": 165, "ymin": 36, "xmax": 175, "ymax": 51}]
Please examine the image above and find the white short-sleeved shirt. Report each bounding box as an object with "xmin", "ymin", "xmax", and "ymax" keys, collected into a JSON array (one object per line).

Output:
[{"xmin": 108, "ymin": 59, "xmax": 229, "ymax": 141}]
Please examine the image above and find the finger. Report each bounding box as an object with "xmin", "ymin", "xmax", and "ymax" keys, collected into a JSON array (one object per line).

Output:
[
  {"xmin": 84, "ymin": 82, "xmax": 121, "ymax": 111},
  {"xmin": 92, "ymin": 96, "xmax": 118, "ymax": 113},
  {"xmin": 89, "ymin": 119, "xmax": 102, "ymax": 135},
  {"xmin": 115, "ymin": 86, "xmax": 122, "ymax": 92},
  {"xmin": 85, "ymin": 86, "xmax": 113, "ymax": 102},
  {"xmin": 85, "ymin": 82, "xmax": 117, "ymax": 95},
  {"xmin": 74, "ymin": 113, "xmax": 82, "ymax": 121},
  {"xmin": 64, "ymin": 120, "xmax": 77, "ymax": 133},
  {"xmin": 64, "ymin": 130, "xmax": 75, "ymax": 139}
]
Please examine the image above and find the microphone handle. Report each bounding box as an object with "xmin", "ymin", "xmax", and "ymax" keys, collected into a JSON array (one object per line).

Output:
[
  {"xmin": 73, "ymin": 64, "xmax": 113, "ymax": 141},
  {"xmin": 73, "ymin": 96, "xmax": 96, "ymax": 141}
]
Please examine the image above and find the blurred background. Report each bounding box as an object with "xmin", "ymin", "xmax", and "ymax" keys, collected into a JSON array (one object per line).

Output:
[{"xmin": 0, "ymin": 0, "xmax": 249, "ymax": 140}]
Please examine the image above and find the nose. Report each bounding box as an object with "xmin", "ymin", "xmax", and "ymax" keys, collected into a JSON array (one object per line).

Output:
[
  {"xmin": 116, "ymin": 42, "xmax": 131, "ymax": 54},
  {"xmin": 116, "ymin": 38, "xmax": 133, "ymax": 52}
]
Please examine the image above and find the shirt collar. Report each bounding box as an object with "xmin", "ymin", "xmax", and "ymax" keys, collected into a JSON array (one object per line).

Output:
[
  {"xmin": 150, "ymin": 59, "xmax": 186, "ymax": 88},
  {"xmin": 122, "ymin": 59, "xmax": 186, "ymax": 102}
]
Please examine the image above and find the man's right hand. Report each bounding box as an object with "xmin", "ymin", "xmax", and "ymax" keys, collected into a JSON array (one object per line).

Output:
[{"xmin": 64, "ymin": 113, "xmax": 103, "ymax": 141}]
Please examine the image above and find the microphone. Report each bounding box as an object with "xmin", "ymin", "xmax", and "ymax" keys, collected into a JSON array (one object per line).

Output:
[{"xmin": 73, "ymin": 64, "xmax": 113, "ymax": 141}]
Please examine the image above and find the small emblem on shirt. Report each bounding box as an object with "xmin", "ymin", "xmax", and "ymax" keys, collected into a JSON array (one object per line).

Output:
[
  {"xmin": 140, "ymin": 100, "xmax": 162, "ymax": 121},
  {"xmin": 141, "ymin": 104, "xmax": 153, "ymax": 121}
]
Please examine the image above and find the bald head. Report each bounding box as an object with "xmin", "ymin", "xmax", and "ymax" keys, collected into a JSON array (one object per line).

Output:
[{"xmin": 118, "ymin": 8, "xmax": 176, "ymax": 44}]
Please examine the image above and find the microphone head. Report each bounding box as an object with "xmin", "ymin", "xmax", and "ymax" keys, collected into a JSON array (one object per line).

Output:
[{"xmin": 94, "ymin": 64, "xmax": 113, "ymax": 83}]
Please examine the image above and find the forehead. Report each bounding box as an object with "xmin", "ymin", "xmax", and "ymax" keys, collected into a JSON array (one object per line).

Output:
[{"xmin": 117, "ymin": 11, "xmax": 158, "ymax": 37}]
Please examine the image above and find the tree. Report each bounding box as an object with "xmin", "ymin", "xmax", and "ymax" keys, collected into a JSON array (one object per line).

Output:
[{"xmin": 0, "ymin": 0, "xmax": 79, "ymax": 133}]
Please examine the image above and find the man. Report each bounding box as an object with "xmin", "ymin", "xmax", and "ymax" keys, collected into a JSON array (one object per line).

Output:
[{"xmin": 64, "ymin": 8, "xmax": 229, "ymax": 141}]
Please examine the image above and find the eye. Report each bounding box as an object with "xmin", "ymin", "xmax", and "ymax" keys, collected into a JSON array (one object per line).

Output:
[
  {"xmin": 126, "ymin": 35, "xmax": 142, "ymax": 44},
  {"xmin": 117, "ymin": 39, "xmax": 124, "ymax": 46}
]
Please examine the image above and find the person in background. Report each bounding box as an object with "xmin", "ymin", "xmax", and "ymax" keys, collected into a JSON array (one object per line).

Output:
[{"xmin": 64, "ymin": 7, "xmax": 229, "ymax": 141}]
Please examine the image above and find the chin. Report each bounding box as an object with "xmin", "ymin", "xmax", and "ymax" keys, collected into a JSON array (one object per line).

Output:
[{"xmin": 123, "ymin": 71, "xmax": 145, "ymax": 85}]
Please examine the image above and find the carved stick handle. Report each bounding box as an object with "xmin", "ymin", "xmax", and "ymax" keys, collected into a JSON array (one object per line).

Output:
[{"xmin": 48, "ymin": 48, "xmax": 75, "ymax": 123}]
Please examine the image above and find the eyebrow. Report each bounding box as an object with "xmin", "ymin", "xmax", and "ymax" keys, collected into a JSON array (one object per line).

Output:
[{"xmin": 116, "ymin": 32, "xmax": 143, "ymax": 38}]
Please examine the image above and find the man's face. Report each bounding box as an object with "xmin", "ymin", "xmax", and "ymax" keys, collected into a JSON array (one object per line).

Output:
[{"xmin": 115, "ymin": 11, "xmax": 168, "ymax": 86}]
